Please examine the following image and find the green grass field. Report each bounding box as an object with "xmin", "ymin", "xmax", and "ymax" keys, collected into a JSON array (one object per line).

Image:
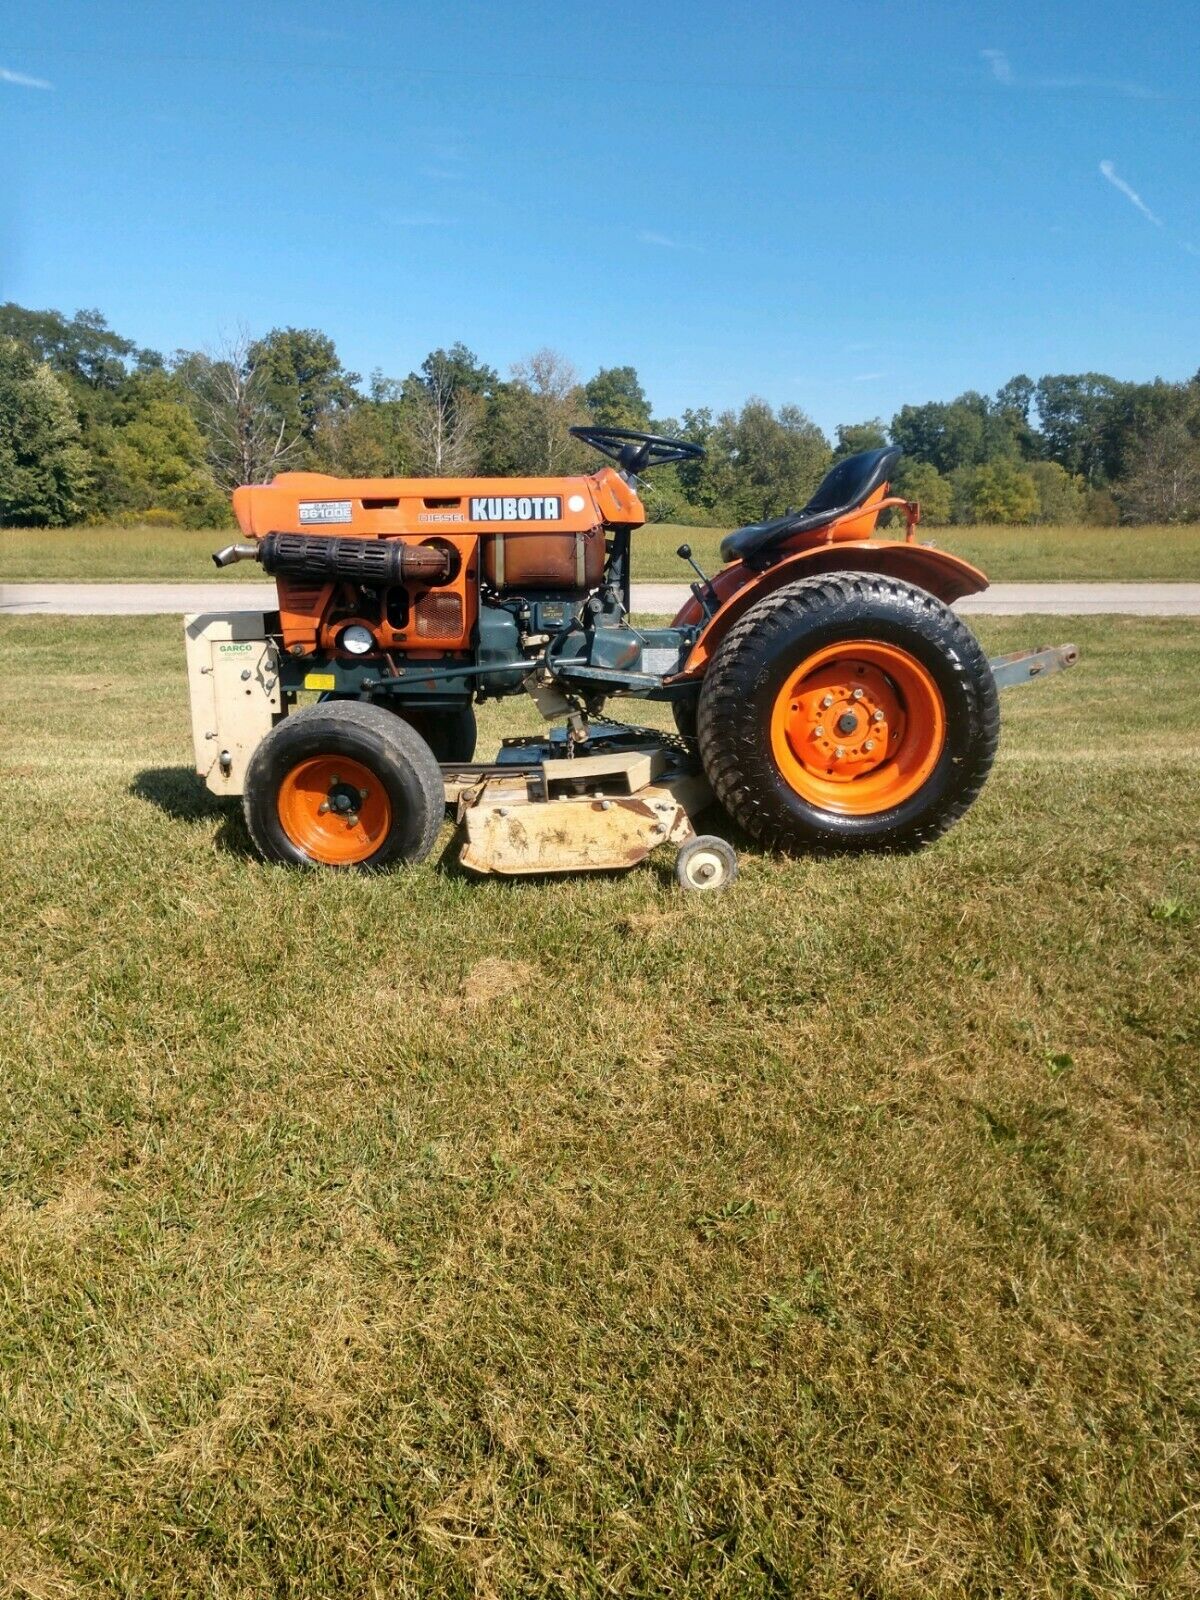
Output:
[
  {"xmin": 0, "ymin": 613, "xmax": 1197, "ymax": 1596},
  {"xmin": 3, "ymin": 520, "xmax": 1200, "ymax": 584}
]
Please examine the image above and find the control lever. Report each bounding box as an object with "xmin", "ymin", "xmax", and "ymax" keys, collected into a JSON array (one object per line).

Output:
[{"xmin": 677, "ymin": 544, "xmax": 717, "ymax": 620}]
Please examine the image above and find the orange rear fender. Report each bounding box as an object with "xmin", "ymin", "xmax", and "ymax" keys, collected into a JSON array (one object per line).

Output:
[{"xmin": 674, "ymin": 540, "xmax": 989, "ymax": 678}]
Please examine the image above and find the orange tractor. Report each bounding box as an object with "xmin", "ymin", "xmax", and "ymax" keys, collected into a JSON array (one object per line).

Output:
[{"xmin": 187, "ymin": 428, "xmax": 1076, "ymax": 889}]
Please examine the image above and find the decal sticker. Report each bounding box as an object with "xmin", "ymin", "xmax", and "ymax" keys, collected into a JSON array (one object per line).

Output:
[
  {"xmin": 469, "ymin": 494, "xmax": 562, "ymax": 521},
  {"xmin": 417, "ymin": 511, "xmax": 466, "ymax": 523},
  {"xmin": 567, "ymin": 494, "xmax": 587, "ymax": 512},
  {"xmin": 303, "ymin": 672, "xmax": 337, "ymax": 690},
  {"xmin": 299, "ymin": 500, "xmax": 353, "ymax": 525}
]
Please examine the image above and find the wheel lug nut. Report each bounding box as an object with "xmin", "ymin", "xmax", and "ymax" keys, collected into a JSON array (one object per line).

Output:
[
  {"xmin": 821, "ymin": 694, "xmax": 834, "ymax": 708},
  {"xmin": 346, "ymin": 812, "xmax": 359, "ymax": 827},
  {"xmin": 864, "ymin": 739, "xmax": 876, "ymax": 752},
  {"xmin": 852, "ymin": 688, "xmax": 864, "ymax": 701},
  {"xmin": 813, "ymin": 725, "xmax": 825, "ymax": 739},
  {"xmin": 318, "ymin": 801, "xmax": 330, "ymax": 815},
  {"xmin": 359, "ymin": 788, "xmax": 369, "ymax": 800},
  {"xmin": 872, "ymin": 709, "xmax": 885, "ymax": 722},
  {"xmin": 835, "ymin": 746, "xmax": 846, "ymax": 759}
]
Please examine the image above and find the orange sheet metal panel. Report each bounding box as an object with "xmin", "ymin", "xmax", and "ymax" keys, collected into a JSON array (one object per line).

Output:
[{"xmin": 231, "ymin": 467, "xmax": 644, "ymax": 540}]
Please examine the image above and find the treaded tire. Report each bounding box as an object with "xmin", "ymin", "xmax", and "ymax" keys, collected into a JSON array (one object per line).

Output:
[
  {"xmin": 400, "ymin": 704, "xmax": 478, "ymax": 764},
  {"xmin": 244, "ymin": 700, "xmax": 444, "ymax": 870},
  {"xmin": 696, "ymin": 573, "xmax": 999, "ymax": 852}
]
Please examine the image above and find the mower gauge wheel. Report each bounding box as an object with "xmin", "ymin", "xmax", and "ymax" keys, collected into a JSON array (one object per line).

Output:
[{"xmin": 675, "ymin": 835, "xmax": 738, "ymax": 893}]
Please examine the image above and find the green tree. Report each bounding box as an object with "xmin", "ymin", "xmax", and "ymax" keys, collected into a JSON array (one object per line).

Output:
[
  {"xmin": 951, "ymin": 461, "xmax": 1040, "ymax": 524},
  {"xmin": 584, "ymin": 365, "xmax": 651, "ymax": 430},
  {"xmin": 477, "ymin": 380, "xmax": 544, "ymax": 475},
  {"xmin": 247, "ymin": 327, "xmax": 360, "ymax": 456},
  {"xmin": 313, "ymin": 371, "xmax": 415, "ymax": 477},
  {"xmin": 0, "ymin": 337, "xmax": 90, "ymax": 525},
  {"xmin": 893, "ymin": 459, "xmax": 951, "ymax": 526},
  {"xmin": 1027, "ymin": 461, "xmax": 1085, "ymax": 524},
  {"xmin": 993, "ymin": 374, "xmax": 1039, "ymax": 457},
  {"xmin": 711, "ymin": 398, "xmax": 830, "ymax": 523},
  {"xmin": 419, "ymin": 343, "xmax": 497, "ymax": 402},
  {"xmin": 87, "ymin": 371, "xmax": 226, "ymax": 525},
  {"xmin": 1115, "ymin": 419, "xmax": 1200, "ymax": 523},
  {"xmin": 1034, "ymin": 373, "xmax": 1127, "ymax": 484},
  {"xmin": 833, "ymin": 419, "xmax": 887, "ymax": 460},
  {"xmin": 0, "ymin": 302, "xmax": 160, "ymax": 389},
  {"xmin": 890, "ymin": 397, "xmax": 987, "ymax": 475}
]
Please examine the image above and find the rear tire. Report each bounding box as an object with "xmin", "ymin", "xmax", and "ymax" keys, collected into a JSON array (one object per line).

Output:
[
  {"xmin": 244, "ymin": 700, "xmax": 444, "ymax": 870},
  {"xmin": 697, "ymin": 573, "xmax": 999, "ymax": 852}
]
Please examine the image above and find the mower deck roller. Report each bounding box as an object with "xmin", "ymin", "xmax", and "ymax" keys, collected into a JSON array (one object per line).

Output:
[{"xmin": 187, "ymin": 428, "xmax": 1079, "ymax": 887}]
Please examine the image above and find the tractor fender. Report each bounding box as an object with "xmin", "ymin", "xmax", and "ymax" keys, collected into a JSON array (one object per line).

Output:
[{"xmin": 672, "ymin": 539, "xmax": 989, "ymax": 677}]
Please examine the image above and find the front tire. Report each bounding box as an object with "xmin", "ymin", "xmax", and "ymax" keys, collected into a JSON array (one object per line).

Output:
[
  {"xmin": 697, "ymin": 573, "xmax": 999, "ymax": 852},
  {"xmin": 244, "ymin": 700, "xmax": 444, "ymax": 870}
]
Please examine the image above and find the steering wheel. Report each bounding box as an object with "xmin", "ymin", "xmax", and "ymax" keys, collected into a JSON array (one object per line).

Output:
[{"xmin": 569, "ymin": 425, "xmax": 706, "ymax": 473}]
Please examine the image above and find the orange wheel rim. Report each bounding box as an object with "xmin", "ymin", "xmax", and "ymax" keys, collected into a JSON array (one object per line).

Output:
[
  {"xmin": 277, "ymin": 755, "xmax": 392, "ymax": 865},
  {"xmin": 769, "ymin": 640, "xmax": 946, "ymax": 816}
]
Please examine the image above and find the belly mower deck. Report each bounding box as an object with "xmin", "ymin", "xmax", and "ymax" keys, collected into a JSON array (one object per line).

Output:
[{"xmin": 441, "ymin": 724, "xmax": 726, "ymax": 889}]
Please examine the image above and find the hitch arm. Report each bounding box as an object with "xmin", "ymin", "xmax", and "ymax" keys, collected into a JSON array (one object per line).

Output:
[{"xmin": 988, "ymin": 643, "xmax": 1079, "ymax": 689}]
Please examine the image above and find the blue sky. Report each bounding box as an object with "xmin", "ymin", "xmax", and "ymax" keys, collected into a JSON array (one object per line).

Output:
[{"xmin": 2, "ymin": 0, "xmax": 1198, "ymax": 434}]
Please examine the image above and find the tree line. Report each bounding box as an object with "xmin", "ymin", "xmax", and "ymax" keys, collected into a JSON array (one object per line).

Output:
[{"xmin": 1, "ymin": 301, "xmax": 1198, "ymax": 530}]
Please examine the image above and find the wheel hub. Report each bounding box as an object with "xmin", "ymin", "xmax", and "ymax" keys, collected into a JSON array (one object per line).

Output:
[
  {"xmin": 782, "ymin": 660, "xmax": 904, "ymax": 782},
  {"xmin": 278, "ymin": 755, "xmax": 390, "ymax": 864}
]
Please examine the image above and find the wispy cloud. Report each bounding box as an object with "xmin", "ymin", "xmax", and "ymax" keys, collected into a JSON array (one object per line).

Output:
[
  {"xmin": 1, "ymin": 66, "xmax": 52, "ymax": 90},
  {"xmin": 981, "ymin": 48, "xmax": 1156, "ymax": 99},
  {"xmin": 637, "ymin": 229, "xmax": 701, "ymax": 252},
  {"xmin": 852, "ymin": 371, "xmax": 885, "ymax": 383},
  {"xmin": 1099, "ymin": 160, "xmax": 1163, "ymax": 227},
  {"xmin": 981, "ymin": 49, "xmax": 1014, "ymax": 85}
]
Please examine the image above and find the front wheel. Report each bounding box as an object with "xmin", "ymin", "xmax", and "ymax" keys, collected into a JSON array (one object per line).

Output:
[
  {"xmin": 696, "ymin": 573, "xmax": 999, "ymax": 852},
  {"xmin": 244, "ymin": 700, "xmax": 444, "ymax": 870}
]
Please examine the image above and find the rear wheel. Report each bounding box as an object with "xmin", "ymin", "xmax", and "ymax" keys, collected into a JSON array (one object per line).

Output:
[
  {"xmin": 697, "ymin": 573, "xmax": 999, "ymax": 852},
  {"xmin": 244, "ymin": 700, "xmax": 444, "ymax": 870}
]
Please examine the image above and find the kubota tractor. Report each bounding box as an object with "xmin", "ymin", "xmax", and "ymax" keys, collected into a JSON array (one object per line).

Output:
[{"xmin": 186, "ymin": 428, "xmax": 1076, "ymax": 889}]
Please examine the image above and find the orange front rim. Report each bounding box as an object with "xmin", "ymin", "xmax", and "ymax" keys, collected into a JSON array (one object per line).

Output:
[
  {"xmin": 769, "ymin": 640, "xmax": 946, "ymax": 816},
  {"xmin": 277, "ymin": 755, "xmax": 392, "ymax": 865}
]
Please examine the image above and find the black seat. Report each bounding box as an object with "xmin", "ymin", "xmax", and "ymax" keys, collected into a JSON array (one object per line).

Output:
[{"xmin": 719, "ymin": 445, "xmax": 903, "ymax": 567}]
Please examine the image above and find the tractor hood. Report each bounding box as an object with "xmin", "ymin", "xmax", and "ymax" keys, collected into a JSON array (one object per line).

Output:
[{"xmin": 231, "ymin": 469, "xmax": 645, "ymax": 539}]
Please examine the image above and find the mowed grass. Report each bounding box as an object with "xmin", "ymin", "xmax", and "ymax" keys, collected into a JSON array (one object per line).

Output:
[
  {"xmin": 635, "ymin": 522, "xmax": 1200, "ymax": 583},
  {"xmin": 3, "ymin": 519, "xmax": 1200, "ymax": 583},
  {"xmin": 0, "ymin": 614, "xmax": 1197, "ymax": 1597}
]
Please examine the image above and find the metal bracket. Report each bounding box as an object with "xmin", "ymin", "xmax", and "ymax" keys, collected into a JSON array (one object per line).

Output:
[{"xmin": 989, "ymin": 643, "xmax": 1079, "ymax": 690}]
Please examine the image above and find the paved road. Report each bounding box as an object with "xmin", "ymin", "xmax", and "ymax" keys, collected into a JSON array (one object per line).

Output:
[{"xmin": 2, "ymin": 580, "xmax": 1199, "ymax": 617}]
